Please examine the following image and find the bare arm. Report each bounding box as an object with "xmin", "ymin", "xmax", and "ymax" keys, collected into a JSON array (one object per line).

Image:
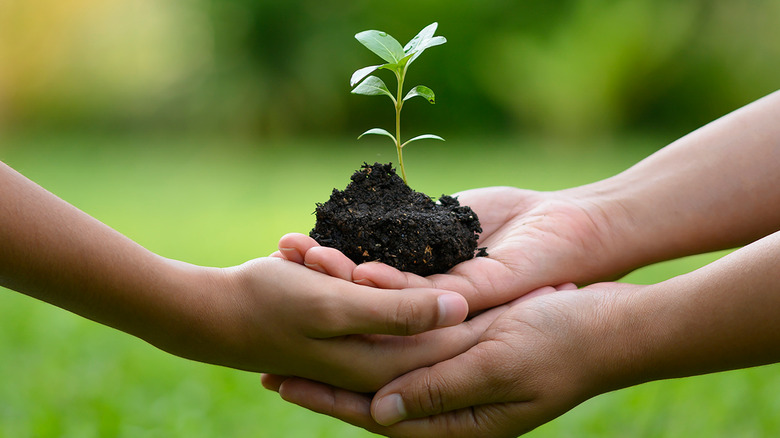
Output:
[
  {"xmin": 329, "ymin": 89, "xmax": 780, "ymax": 310},
  {"xmin": 611, "ymin": 229, "xmax": 780, "ymax": 387},
  {"xmin": 574, "ymin": 88, "xmax": 780, "ymax": 270},
  {"xmin": 0, "ymin": 160, "xmax": 189, "ymax": 344},
  {"xmin": 0, "ymin": 161, "xmax": 481, "ymax": 391}
]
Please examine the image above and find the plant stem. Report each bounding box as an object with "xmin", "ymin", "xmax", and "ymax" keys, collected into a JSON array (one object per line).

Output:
[{"xmin": 394, "ymin": 69, "xmax": 407, "ymax": 184}]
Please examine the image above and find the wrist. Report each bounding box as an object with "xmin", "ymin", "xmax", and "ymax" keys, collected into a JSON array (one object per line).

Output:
[
  {"xmin": 559, "ymin": 166, "xmax": 700, "ymax": 275},
  {"xmin": 582, "ymin": 279, "xmax": 709, "ymax": 395},
  {"xmin": 574, "ymin": 284, "xmax": 666, "ymax": 397},
  {"xmin": 550, "ymin": 181, "xmax": 657, "ymax": 281},
  {"xmin": 132, "ymin": 258, "xmax": 240, "ymax": 365}
]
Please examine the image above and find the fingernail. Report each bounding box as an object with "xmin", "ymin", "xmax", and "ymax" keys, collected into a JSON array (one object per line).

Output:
[
  {"xmin": 354, "ymin": 278, "xmax": 377, "ymax": 287},
  {"xmin": 437, "ymin": 293, "xmax": 467, "ymax": 327},
  {"xmin": 279, "ymin": 247, "xmax": 299, "ymax": 262},
  {"xmin": 373, "ymin": 393, "xmax": 406, "ymax": 426},
  {"xmin": 303, "ymin": 262, "xmax": 326, "ymax": 274}
]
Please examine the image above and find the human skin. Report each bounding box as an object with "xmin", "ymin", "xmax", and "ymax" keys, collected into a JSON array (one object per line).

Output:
[
  {"xmin": 274, "ymin": 230, "xmax": 780, "ymax": 437},
  {"xmin": 265, "ymin": 89, "xmax": 780, "ymax": 435},
  {"xmin": 294, "ymin": 89, "xmax": 780, "ymax": 313},
  {"xmin": 0, "ymin": 160, "xmax": 489, "ymax": 392}
]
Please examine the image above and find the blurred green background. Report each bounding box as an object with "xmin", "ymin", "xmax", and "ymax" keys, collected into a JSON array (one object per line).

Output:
[
  {"xmin": 2, "ymin": 1, "xmax": 780, "ymax": 437},
  {"xmin": 3, "ymin": 0, "xmax": 780, "ymax": 139}
]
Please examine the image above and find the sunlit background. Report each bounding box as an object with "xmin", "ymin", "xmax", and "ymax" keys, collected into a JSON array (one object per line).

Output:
[
  {"xmin": 3, "ymin": 0, "xmax": 779, "ymax": 139},
  {"xmin": 2, "ymin": 1, "xmax": 780, "ymax": 437}
]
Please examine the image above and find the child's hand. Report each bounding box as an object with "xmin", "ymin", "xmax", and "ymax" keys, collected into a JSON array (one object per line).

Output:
[
  {"xmin": 157, "ymin": 252, "xmax": 488, "ymax": 393},
  {"xmin": 272, "ymin": 233, "xmax": 359, "ymax": 281}
]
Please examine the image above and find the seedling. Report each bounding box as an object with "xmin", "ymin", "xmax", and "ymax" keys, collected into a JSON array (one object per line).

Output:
[{"xmin": 350, "ymin": 22, "xmax": 446, "ymax": 184}]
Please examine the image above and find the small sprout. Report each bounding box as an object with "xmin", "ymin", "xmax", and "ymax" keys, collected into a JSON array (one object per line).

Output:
[{"xmin": 350, "ymin": 22, "xmax": 446, "ymax": 185}]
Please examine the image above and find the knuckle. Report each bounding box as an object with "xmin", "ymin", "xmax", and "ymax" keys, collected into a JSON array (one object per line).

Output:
[
  {"xmin": 388, "ymin": 296, "xmax": 427, "ymax": 335},
  {"xmin": 408, "ymin": 368, "xmax": 448, "ymax": 416}
]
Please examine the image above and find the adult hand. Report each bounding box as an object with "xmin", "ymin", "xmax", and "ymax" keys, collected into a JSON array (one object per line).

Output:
[
  {"xmin": 276, "ymin": 230, "xmax": 780, "ymax": 437},
  {"xmin": 277, "ymin": 186, "xmax": 637, "ymax": 311},
  {"xmin": 289, "ymin": 87, "xmax": 780, "ymax": 310},
  {"xmin": 272, "ymin": 282, "xmax": 633, "ymax": 438}
]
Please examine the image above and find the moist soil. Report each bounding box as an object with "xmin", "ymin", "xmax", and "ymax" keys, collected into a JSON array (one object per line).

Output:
[{"xmin": 310, "ymin": 162, "xmax": 485, "ymax": 276}]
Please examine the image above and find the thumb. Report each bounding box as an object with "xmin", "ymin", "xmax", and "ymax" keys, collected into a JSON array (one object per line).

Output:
[
  {"xmin": 316, "ymin": 287, "xmax": 469, "ymax": 337},
  {"xmin": 370, "ymin": 344, "xmax": 498, "ymax": 426}
]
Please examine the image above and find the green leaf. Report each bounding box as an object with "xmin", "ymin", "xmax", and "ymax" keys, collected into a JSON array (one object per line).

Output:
[
  {"xmin": 401, "ymin": 134, "xmax": 445, "ymax": 148},
  {"xmin": 355, "ymin": 30, "xmax": 405, "ymax": 64},
  {"xmin": 351, "ymin": 76, "xmax": 395, "ymax": 100},
  {"xmin": 403, "ymin": 22, "xmax": 438, "ymax": 54},
  {"xmin": 350, "ymin": 65, "xmax": 381, "ymax": 87},
  {"xmin": 403, "ymin": 85, "xmax": 436, "ymax": 103},
  {"xmin": 350, "ymin": 63, "xmax": 403, "ymax": 87},
  {"xmin": 358, "ymin": 128, "xmax": 397, "ymax": 143},
  {"xmin": 408, "ymin": 36, "xmax": 446, "ymax": 65},
  {"xmin": 403, "ymin": 23, "xmax": 447, "ymax": 67}
]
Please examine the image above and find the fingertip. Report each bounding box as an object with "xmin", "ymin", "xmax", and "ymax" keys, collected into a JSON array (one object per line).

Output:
[
  {"xmin": 303, "ymin": 261, "xmax": 328, "ymax": 275},
  {"xmin": 261, "ymin": 373, "xmax": 289, "ymax": 392},
  {"xmin": 354, "ymin": 277, "xmax": 377, "ymax": 287},
  {"xmin": 278, "ymin": 232, "xmax": 317, "ymax": 247},
  {"xmin": 277, "ymin": 377, "xmax": 326, "ymax": 406},
  {"xmin": 372, "ymin": 393, "xmax": 407, "ymax": 426},
  {"xmin": 279, "ymin": 247, "xmax": 304, "ymax": 264},
  {"xmin": 556, "ymin": 282, "xmax": 579, "ymax": 291},
  {"xmin": 437, "ymin": 293, "xmax": 468, "ymax": 327},
  {"xmin": 354, "ymin": 262, "xmax": 419, "ymax": 289},
  {"xmin": 304, "ymin": 246, "xmax": 356, "ymax": 281},
  {"xmin": 277, "ymin": 233, "xmax": 321, "ymax": 265}
]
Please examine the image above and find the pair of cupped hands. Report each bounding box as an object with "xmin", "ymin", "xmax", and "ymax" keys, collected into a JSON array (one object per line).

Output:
[{"xmin": 258, "ymin": 186, "xmax": 637, "ymax": 438}]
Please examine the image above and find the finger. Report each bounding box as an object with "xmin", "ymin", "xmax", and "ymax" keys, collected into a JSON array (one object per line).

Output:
[
  {"xmin": 352, "ymin": 261, "xmax": 429, "ymax": 289},
  {"xmin": 373, "ymin": 400, "xmax": 544, "ymax": 438},
  {"xmin": 278, "ymin": 247, "xmax": 303, "ymax": 263},
  {"xmin": 301, "ymin": 299, "xmax": 507, "ymax": 393},
  {"xmin": 260, "ymin": 373, "xmax": 289, "ymax": 391},
  {"xmin": 303, "ymin": 246, "xmax": 356, "ymax": 281},
  {"xmin": 311, "ymin": 288, "xmax": 469, "ymax": 337},
  {"xmin": 277, "ymin": 378, "xmax": 498, "ymax": 438},
  {"xmin": 277, "ymin": 233, "xmax": 321, "ymax": 264},
  {"xmin": 278, "ymin": 377, "xmax": 534, "ymax": 438},
  {"xmin": 278, "ymin": 378, "xmax": 378, "ymax": 430},
  {"xmin": 507, "ymin": 283, "xmax": 580, "ymax": 306},
  {"xmin": 557, "ymin": 282, "xmax": 579, "ymax": 291},
  {"xmin": 371, "ymin": 341, "xmax": 517, "ymax": 426},
  {"xmin": 268, "ymin": 250, "xmax": 284, "ymax": 258},
  {"xmin": 279, "ymin": 305, "xmax": 520, "ymax": 430},
  {"xmin": 352, "ymin": 261, "xmax": 474, "ymax": 297},
  {"xmin": 353, "ymin": 257, "xmax": 521, "ymax": 313},
  {"xmin": 509, "ymin": 285, "xmax": 558, "ymax": 305}
]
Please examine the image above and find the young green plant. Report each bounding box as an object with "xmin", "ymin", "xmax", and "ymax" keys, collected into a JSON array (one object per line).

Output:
[{"xmin": 350, "ymin": 22, "xmax": 446, "ymax": 185}]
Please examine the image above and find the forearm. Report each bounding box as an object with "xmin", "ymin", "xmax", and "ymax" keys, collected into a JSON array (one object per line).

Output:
[
  {"xmin": 601, "ymin": 230, "xmax": 780, "ymax": 392},
  {"xmin": 569, "ymin": 90, "xmax": 780, "ymax": 269},
  {"xmin": 0, "ymin": 161, "xmax": 209, "ymax": 346}
]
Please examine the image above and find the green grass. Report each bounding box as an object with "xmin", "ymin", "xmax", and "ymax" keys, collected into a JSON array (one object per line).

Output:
[{"xmin": 1, "ymin": 132, "xmax": 778, "ymax": 437}]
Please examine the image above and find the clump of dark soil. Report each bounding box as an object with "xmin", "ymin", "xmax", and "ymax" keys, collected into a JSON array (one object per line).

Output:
[{"xmin": 310, "ymin": 162, "xmax": 485, "ymax": 276}]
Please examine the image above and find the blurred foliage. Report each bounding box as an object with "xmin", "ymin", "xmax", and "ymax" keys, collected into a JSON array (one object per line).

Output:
[{"xmin": 1, "ymin": 0, "xmax": 779, "ymax": 141}]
